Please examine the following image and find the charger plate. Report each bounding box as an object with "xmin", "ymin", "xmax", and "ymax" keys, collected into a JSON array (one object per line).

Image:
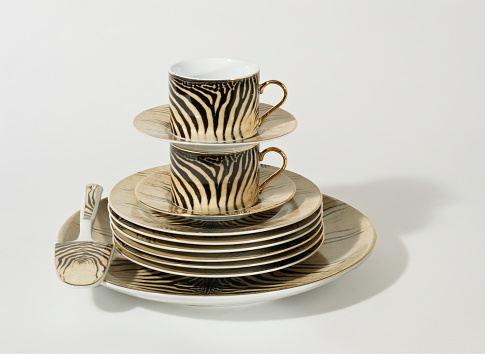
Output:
[
  {"xmin": 135, "ymin": 165, "xmax": 296, "ymax": 219},
  {"xmin": 109, "ymin": 165, "xmax": 322, "ymax": 236},
  {"xmin": 57, "ymin": 195, "xmax": 376, "ymax": 306},
  {"xmin": 133, "ymin": 103, "xmax": 297, "ymax": 147}
]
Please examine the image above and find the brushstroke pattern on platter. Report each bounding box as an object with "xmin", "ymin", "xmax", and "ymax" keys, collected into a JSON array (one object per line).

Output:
[{"xmin": 58, "ymin": 196, "xmax": 376, "ymax": 295}]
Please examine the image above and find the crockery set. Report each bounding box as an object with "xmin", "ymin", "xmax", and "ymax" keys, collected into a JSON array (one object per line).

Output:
[{"xmin": 55, "ymin": 58, "xmax": 376, "ymax": 306}]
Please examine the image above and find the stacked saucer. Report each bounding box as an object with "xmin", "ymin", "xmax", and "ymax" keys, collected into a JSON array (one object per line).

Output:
[{"xmin": 108, "ymin": 58, "xmax": 325, "ymax": 278}]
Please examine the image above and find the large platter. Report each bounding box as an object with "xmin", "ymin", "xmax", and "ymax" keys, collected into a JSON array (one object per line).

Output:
[{"xmin": 57, "ymin": 195, "xmax": 376, "ymax": 306}]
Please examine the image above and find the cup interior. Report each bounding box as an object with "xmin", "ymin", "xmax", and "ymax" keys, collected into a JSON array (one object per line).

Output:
[{"xmin": 169, "ymin": 58, "xmax": 259, "ymax": 81}]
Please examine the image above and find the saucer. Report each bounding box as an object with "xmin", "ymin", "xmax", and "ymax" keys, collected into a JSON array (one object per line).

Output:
[
  {"xmin": 57, "ymin": 195, "xmax": 376, "ymax": 306},
  {"xmin": 108, "ymin": 166, "xmax": 322, "ymax": 236},
  {"xmin": 110, "ymin": 219, "xmax": 323, "ymax": 262},
  {"xmin": 110, "ymin": 213, "xmax": 322, "ymax": 253},
  {"xmin": 134, "ymin": 165, "xmax": 296, "ymax": 219},
  {"xmin": 112, "ymin": 231, "xmax": 323, "ymax": 278},
  {"xmin": 133, "ymin": 103, "xmax": 297, "ymax": 147}
]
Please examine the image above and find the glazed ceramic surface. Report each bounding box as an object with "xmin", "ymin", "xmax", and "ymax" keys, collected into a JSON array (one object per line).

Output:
[
  {"xmin": 112, "ymin": 223, "xmax": 323, "ymax": 269},
  {"xmin": 135, "ymin": 165, "xmax": 295, "ymax": 219},
  {"xmin": 110, "ymin": 219, "xmax": 323, "ymax": 262},
  {"xmin": 133, "ymin": 103, "xmax": 297, "ymax": 147},
  {"xmin": 109, "ymin": 206, "xmax": 322, "ymax": 246},
  {"xmin": 113, "ymin": 231, "xmax": 323, "ymax": 278},
  {"xmin": 54, "ymin": 184, "xmax": 113, "ymax": 287},
  {"xmin": 169, "ymin": 58, "xmax": 286, "ymax": 142},
  {"xmin": 57, "ymin": 195, "xmax": 376, "ymax": 306},
  {"xmin": 110, "ymin": 213, "xmax": 322, "ymax": 253},
  {"xmin": 168, "ymin": 144, "xmax": 288, "ymax": 214},
  {"xmin": 109, "ymin": 165, "xmax": 322, "ymax": 236}
]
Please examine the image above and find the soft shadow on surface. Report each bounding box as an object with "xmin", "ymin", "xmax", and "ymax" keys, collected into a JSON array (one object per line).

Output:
[{"xmin": 93, "ymin": 177, "xmax": 451, "ymax": 320}]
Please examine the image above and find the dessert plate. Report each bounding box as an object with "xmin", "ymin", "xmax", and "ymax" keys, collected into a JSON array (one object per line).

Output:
[
  {"xmin": 109, "ymin": 213, "xmax": 322, "ymax": 253},
  {"xmin": 112, "ymin": 224, "xmax": 323, "ymax": 269},
  {"xmin": 133, "ymin": 103, "xmax": 297, "ymax": 147},
  {"xmin": 57, "ymin": 195, "xmax": 376, "ymax": 306},
  {"xmin": 112, "ymin": 231, "xmax": 323, "ymax": 278},
  {"xmin": 110, "ymin": 219, "xmax": 323, "ymax": 262},
  {"xmin": 135, "ymin": 165, "xmax": 296, "ymax": 219},
  {"xmin": 109, "ymin": 205, "xmax": 322, "ymax": 246},
  {"xmin": 109, "ymin": 165, "xmax": 322, "ymax": 236}
]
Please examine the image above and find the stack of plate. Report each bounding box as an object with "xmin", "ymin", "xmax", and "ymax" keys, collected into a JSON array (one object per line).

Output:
[
  {"xmin": 55, "ymin": 58, "xmax": 376, "ymax": 305},
  {"xmin": 108, "ymin": 165, "xmax": 324, "ymax": 278}
]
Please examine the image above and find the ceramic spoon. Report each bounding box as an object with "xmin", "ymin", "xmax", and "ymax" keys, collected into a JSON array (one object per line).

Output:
[{"xmin": 54, "ymin": 184, "xmax": 114, "ymax": 287}]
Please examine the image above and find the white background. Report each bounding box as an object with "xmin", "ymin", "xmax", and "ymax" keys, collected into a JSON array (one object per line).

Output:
[{"xmin": 1, "ymin": 0, "xmax": 484, "ymax": 352}]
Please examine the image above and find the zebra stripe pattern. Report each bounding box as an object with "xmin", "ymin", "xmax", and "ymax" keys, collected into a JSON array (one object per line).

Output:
[
  {"xmin": 54, "ymin": 241, "xmax": 113, "ymax": 286},
  {"xmin": 58, "ymin": 195, "xmax": 375, "ymax": 298},
  {"xmin": 170, "ymin": 145, "xmax": 260, "ymax": 213},
  {"xmin": 169, "ymin": 74, "xmax": 259, "ymax": 141},
  {"xmin": 82, "ymin": 184, "xmax": 101, "ymax": 221}
]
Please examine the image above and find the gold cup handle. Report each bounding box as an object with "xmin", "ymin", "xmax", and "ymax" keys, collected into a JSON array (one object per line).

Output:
[
  {"xmin": 259, "ymin": 147, "xmax": 288, "ymax": 193},
  {"xmin": 258, "ymin": 80, "xmax": 288, "ymax": 126}
]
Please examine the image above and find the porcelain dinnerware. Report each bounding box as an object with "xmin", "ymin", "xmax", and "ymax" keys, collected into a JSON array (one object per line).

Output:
[
  {"xmin": 110, "ymin": 219, "xmax": 323, "ymax": 262},
  {"xmin": 54, "ymin": 184, "xmax": 113, "ymax": 287},
  {"xmin": 135, "ymin": 164, "xmax": 295, "ymax": 219},
  {"xmin": 58, "ymin": 195, "xmax": 376, "ymax": 306},
  {"xmin": 108, "ymin": 206, "xmax": 322, "ymax": 246},
  {"xmin": 113, "ymin": 231, "xmax": 323, "ymax": 278},
  {"xmin": 108, "ymin": 166, "xmax": 322, "ymax": 236},
  {"xmin": 169, "ymin": 58, "xmax": 287, "ymax": 142},
  {"xmin": 133, "ymin": 103, "xmax": 297, "ymax": 147},
  {"xmin": 109, "ymin": 212, "xmax": 322, "ymax": 253}
]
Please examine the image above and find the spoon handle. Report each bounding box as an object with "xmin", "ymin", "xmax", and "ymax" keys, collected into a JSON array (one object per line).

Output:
[{"xmin": 79, "ymin": 184, "xmax": 103, "ymax": 242}]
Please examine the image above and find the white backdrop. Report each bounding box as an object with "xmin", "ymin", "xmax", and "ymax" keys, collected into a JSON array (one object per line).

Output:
[{"xmin": 1, "ymin": 0, "xmax": 484, "ymax": 352}]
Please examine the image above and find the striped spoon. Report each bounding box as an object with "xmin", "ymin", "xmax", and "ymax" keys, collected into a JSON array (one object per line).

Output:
[{"xmin": 55, "ymin": 184, "xmax": 114, "ymax": 287}]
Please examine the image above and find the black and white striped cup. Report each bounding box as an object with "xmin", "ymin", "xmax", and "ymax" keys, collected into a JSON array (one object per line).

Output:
[
  {"xmin": 170, "ymin": 144, "xmax": 287, "ymax": 213},
  {"xmin": 169, "ymin": 58, "xmax": 287, "ymax": 142}
]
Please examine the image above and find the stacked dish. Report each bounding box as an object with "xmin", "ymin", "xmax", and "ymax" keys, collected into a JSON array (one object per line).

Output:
[
  {"xmin": 107, "ymin": 58, "xmax": 326, "ymax": 278},
  {"xmin": 55, "ymin": 58, "xmax": 376, "ymax": 305},
  {"xmin": 108, "ymin": 165, "xmax": 324, "ymax": 278}
]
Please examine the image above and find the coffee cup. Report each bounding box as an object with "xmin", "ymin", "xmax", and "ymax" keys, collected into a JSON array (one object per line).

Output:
[
  {"xmin": 169, "ymin": 58, "xmax": 287, "ymax": 142},
  {"xmin": 170, "ymin": 143, "xmax": 287, "ymax": 213}
]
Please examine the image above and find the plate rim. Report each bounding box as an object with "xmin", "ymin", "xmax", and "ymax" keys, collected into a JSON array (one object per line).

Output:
[
  {"xmin": 109, "ymin": 213, "xmax": 322, "ymax": 253},
  {"xmin": 108, "ymin": 206, "xmax": 323, "ymax": 245},
  {"xmin": 111, "ymin": 232, "xmax": 325, "ymax": 278},
  {"xmin": 110, "ymin": 220, "xmax": 324, "ymax": 264}
]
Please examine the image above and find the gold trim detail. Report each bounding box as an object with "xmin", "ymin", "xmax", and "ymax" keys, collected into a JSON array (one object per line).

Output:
[
  {"xmin": 258, "ymin": 80, "xmax": 288, "ymax": 126},
  {"xmin": 259, "ymin": 147, "xmax": 288, "ymax": 193}
]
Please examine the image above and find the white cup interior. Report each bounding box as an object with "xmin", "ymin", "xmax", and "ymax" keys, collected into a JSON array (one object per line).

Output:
[{"xmin": 169, "ymin": 58, "xmax": 259, "ymax": 80}]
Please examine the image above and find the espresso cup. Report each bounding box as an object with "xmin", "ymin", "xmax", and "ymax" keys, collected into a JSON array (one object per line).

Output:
[
  {"xmin": 169, "ymin": 58, "xmax": 287, "ymax": 142},
  {"xmin": 170, "ymin": 143, "xmax": 287, "ymax": 213}
]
